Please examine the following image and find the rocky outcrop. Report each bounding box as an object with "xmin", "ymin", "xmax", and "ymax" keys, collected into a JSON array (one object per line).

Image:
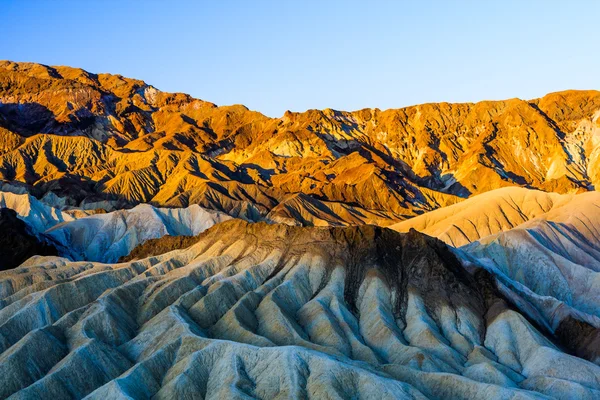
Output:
[
  {"xmin": 1, "ymin": 61, "xmax": 599, "ymax": 225},
  {"xmin": 0, "ymin": 208, "xmax": 57, "ymax": 270},
  {"xmin": 1, "ymin": 221, "xmax": 599, "ymax": 399}
]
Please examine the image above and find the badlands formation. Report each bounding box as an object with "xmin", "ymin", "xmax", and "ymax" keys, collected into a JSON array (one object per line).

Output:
[
  {"xmin": 1, "ymin": 221, "xmax": 599, "ymax": 400},
  {"xmin": 1, "ymin": 61, "xmax": 600, "ymax": 223},
  {"xmin": 0, "ymin": 191, "xmax": 230, "ymax": 264},
  {"xmin": 0, "ymin": 61, "xmax": 599, "ymax": 399}
]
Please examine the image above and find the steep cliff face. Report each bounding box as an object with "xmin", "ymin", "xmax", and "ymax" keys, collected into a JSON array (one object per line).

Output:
[
  {"xmin": 1, "ymin": 61, "xmax": 599, "ymax": 225},
  {"xmin": 2, "ymin": 221, "xmax": 599, "ymax": 399}
]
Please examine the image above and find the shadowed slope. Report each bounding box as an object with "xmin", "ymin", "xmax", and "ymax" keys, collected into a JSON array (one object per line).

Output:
[{"xmin": 0, "ymin": 208, "xmax": 57, "ymax": 270}]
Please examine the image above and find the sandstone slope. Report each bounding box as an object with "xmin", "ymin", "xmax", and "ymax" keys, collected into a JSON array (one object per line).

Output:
[{"xmin": 390, "ymin": 187, "xmax": 574, "ymax": 247}]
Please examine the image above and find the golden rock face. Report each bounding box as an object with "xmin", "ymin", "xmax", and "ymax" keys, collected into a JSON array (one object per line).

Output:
[{"xmin": 1, "ymin": 60, "xmax": 599, "ymax": 224}]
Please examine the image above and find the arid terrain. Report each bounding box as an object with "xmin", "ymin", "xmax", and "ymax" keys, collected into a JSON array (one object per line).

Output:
[{"xmin": 1, "ymin": 61, "xmax": 599, "ymax": 399}]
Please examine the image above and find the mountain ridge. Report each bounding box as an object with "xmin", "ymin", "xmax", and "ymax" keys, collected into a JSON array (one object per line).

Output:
[{"xmin": 1, "ymin": 60, "xmax": 599, "ymax": 226}]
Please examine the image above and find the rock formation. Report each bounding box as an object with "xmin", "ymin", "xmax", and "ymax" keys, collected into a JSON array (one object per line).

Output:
[
  {"xmin": 395, "ymin": 187, "xmax": 600, "ymax": 368},
  {"xmin": 1, "ymin": 61, "xmax": 600, "ymax": 225},
  {"xmin": 2, "ymin": 221, "xmax": 600, "ymax": 399},
  {"xmin": 1, "ymin": 60, "xmax": 600, "ymax": 399}
]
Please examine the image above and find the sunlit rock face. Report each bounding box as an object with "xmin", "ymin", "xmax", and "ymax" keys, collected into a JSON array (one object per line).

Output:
[
  {"xmin": 390, "ymin": 187, "xmax": 574, "ymax": 247},
  {"xmin": 1, "ymin": 220, "xmax": 599, "ymax": 399},
  {"xmin": 1, "ymin": 61, "xmax": 600, "ymax": 226}
]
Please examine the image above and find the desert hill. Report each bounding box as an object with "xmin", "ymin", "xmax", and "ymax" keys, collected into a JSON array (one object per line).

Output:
[
  {"xmin": 2, "ymin": 221, "xmax": 600, "ymax": 399},
  {"xmin": 1, "ymin": 61, "xmax": 600, "ymax": 225},
  {"xmin": 0, "ymin": 190, "xmax": 230, "ymax": 263},
  {"xmin": 393, "ymin": 187, "xmax": 600, "ymax": 365},
  {"xmin": 391, "ymin": 187, "xmax": 574, "ymax": 247}
]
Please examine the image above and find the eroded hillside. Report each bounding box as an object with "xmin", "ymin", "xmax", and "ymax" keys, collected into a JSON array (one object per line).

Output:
[
  {"xmin": 1, "ymin": 61, "xmax": 600, "ymax": 224},
  {"xmin": 2, "ymin": 221, "xmax": 600, "ymax": 399}
]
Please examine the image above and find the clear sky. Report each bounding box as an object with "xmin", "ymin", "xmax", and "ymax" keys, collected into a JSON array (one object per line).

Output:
[{"xmin": 1, "ymin": 1, "xmax": 599, "ymax": 117}]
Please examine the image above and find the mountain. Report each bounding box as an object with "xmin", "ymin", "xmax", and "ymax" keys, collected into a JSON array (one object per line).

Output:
[
  {"xmin": 2, "ymin": 221, "xmax": 600, "ymax": 399},
  {"xmin": 0, "ymin": 190, "xmax": 231, "ymax": 263},
  {"xmin": 2, "ymin": 60, "xmax": 600, "ymax": 399},
  {"xmin": 1, "ymin": 61, "xmax": 600, "ymax": 225}
]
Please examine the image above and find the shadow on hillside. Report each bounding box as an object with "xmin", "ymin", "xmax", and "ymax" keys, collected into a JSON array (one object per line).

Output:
[
  {"xmin": 311, "ymin": 128, "xmax": 473, "ymax": 199},
  {"xmin": 0, "ymin": 102, "xmax": 57, "ymax": 135},
  {"xmin": 0, "ymin": 101, "xmax": 97, "ymax": 137}
]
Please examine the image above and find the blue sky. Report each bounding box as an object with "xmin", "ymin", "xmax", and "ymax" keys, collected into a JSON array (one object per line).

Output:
[{"xmin": 1, "ymin": 1, "xmax": 599, "ymax": 117}]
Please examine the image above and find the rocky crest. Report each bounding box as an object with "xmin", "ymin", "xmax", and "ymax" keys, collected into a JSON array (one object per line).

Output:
[{"xmin": 1, "ymin": 61, "xmax": 600, "ymax": 225}]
